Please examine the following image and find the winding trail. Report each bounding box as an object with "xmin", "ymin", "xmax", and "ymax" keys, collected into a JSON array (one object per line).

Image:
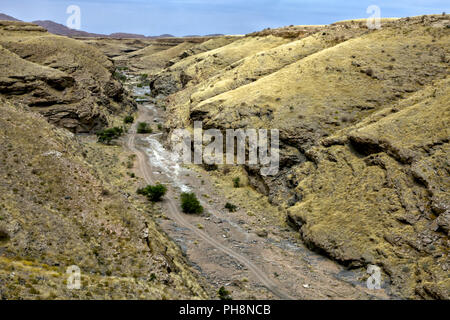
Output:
[{"xmin": 125, "ymin": 107, "xmax": 294, "ymax": 300}]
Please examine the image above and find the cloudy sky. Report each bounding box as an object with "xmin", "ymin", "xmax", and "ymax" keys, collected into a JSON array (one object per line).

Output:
[{"xmin": 2, "ymin": 0, "xmax": 449, "ymax": 36}]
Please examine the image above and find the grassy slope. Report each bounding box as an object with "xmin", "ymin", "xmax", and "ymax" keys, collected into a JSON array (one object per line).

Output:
[
  {"xmin": 131, "ymin": 42, "xmax": 197, "ymax": 75},
  {"xmin": 191, "ymin": 19, "xmax": 448, "ymax": 145},
  {"xmin": 150, "ymin": 35, "xmax": 291, "ymax": 97},
  {"xmin": 164, "ymin": 23, "xmax": 370, "ymax": 129}
]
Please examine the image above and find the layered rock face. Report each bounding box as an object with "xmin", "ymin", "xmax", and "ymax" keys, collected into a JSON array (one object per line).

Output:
[
  {"xmin": 0, "ymin": 20, "xmax": 135, "ymax": 133},
  {"xmin": 148, "ymin": 15, "xmax": 449, "ymax": 299}
]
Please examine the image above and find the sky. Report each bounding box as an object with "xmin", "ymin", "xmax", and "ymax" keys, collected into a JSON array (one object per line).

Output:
[{"xmin": 1, "ymin": 0, "xmax": 449, "ymax": 36}]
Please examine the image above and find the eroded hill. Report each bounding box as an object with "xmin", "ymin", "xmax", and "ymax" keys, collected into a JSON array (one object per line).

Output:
[{"xmin": 145, "ymin": 15, "xmax": 449, "ymax": 299}]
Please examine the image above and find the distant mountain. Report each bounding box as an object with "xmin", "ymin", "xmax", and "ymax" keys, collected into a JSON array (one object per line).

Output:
[
  {"xmin": 157, "ymin": 34, "xmax": 175, "ymax": 38},
  {"xmin": 184, "ymin": 34, "xmax": 224, "ymax": 38},
  {"xmin": 0, "ymin": 13, "xmax": 21, "ymax": 21},
  {"xmin": 32, "ymin": 20, "xmax": 106, "ymax": 37},
  {"xmin": 109, "ymin": 32, "xmax": 147, "ymax": 39}
]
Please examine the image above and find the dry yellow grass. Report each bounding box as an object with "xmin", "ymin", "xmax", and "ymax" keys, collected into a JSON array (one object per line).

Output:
[{"xmin": 150, "ymin": 35, "xmax": 291, "ymax": 96}]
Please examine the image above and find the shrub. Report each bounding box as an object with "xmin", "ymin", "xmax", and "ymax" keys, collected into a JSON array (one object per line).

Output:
[
  {"xmin": 157, "ymin": 123, "xmax": 163, "ymax": 131},
  {"xmin": 218, "ymin": 286, "xmax": 232, "ymax": 300},
  {"xmin": 137, "ymin": 184, "xmax": 167, "ymax": 202},
  {"xmin": 124, "ymin": 115, "xmax": 134, "ymax": 124},
  {"xmin": 233, "ymin": 177, "xmax": 240, "ymax": 188},
  {"xmin": 180, "ymin": 193, "xmax": 203, "ymax": 214},
  {"xmin": 137, "ymin": 122, "xmax": 152, "ymax": 134},
  {"xmin": 203, "ymin": 163, "xmax": 218, "ymax": 171},
  {"xmin": 96, "ymin": 127, "xmax": 123, "ymax": 145},
  {"xmin": 225, "ymin": 203, "xmax": 237, "ymax": 212}
]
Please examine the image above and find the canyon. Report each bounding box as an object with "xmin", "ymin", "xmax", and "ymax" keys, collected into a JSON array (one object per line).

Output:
[{"xmin": 0, "ymin": 14, "xmax": 448, "ymax": 300}]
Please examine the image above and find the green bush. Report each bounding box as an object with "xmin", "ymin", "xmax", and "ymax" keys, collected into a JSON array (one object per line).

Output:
[
  {"xmin": 180, "ymin": 193, "xmax": 203, "ymax": 214},
  {"xmin": 225, "ymin": 202, "xmax": 237, "ymax": 212},
  {"xmin": 137, "ymin": 184, "xmax": 167, "ymax": 202},
  {"xmin": 124, "ymin": 115, "xmax": 134, "ymax": 124},
  {"xmin": 96, "ymin": 127, "xmax": 123, "ymax": 145},
  {"xmin": 137, "ymin": 122, "xmax": 152, "ymax": 134},
  {"xmin": 218, "ymin": 286, "xmax": 232, "ymax": 300}
]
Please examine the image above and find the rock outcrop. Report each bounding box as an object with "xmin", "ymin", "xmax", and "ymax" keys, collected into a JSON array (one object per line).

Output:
[{"xmin": 0, "ymin": 20, "xmax": 135, "ymax": 133}]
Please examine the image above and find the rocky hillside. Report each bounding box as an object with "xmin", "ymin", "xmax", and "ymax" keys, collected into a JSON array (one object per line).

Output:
[
  {"xmin": 150, "ymin": 35, "xmax": 290, "ymax": 97},
  {"xmin": 147, "ymin": 15, "xmax": 449, "ymax": 299},
  {"xmin": 0, "ymin": 20, "xmax": 135, "ymax": 133},
  {"xmin": 109, "ymin": 36, "xmax": 239, "ymax": 75}
]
